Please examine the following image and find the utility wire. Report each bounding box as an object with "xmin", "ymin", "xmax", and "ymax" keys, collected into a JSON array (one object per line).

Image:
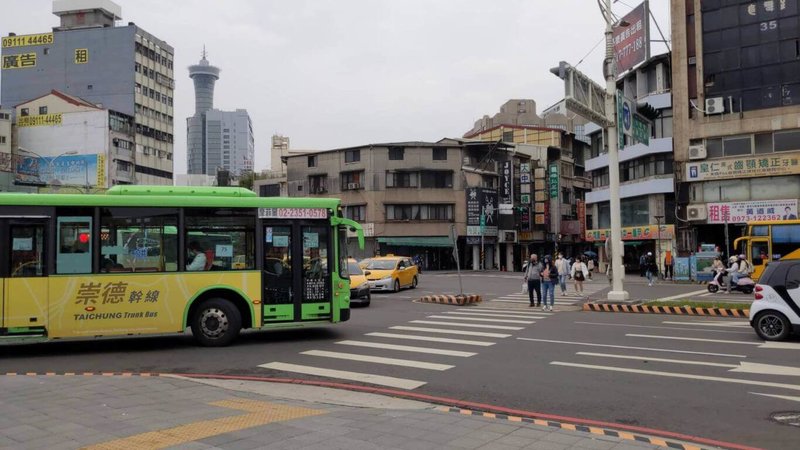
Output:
[{"xmin": 575, "ymin": 37, "xmax": 606, "ymax": 68}]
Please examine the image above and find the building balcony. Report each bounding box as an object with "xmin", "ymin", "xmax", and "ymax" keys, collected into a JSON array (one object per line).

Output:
[
  {"xmin": 586, "ymin": 137, "xmax": 672, "ymax": 171},
  {"xmin": 586, "ymin": 175, "xmax": 674, "ymax": 204}
]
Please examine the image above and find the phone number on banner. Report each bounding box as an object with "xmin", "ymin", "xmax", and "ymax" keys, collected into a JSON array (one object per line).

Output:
[
  {"xmin": 2, "ymin": 33, "xmax": 54, "ymax": 48},
  {"xmin": 730, "ymin": 214, "xmax": 783, "ymax": 222}
]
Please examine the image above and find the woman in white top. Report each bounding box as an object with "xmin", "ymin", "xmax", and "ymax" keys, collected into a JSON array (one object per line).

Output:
[{"xmin": 571, "ymin": 256, "xmax": 589, "ymax": 296}]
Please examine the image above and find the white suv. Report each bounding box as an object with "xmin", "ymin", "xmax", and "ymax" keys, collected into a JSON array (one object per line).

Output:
[{"xmin": 750, "ymin": 260, "xmax": 800, "ymax": 341}]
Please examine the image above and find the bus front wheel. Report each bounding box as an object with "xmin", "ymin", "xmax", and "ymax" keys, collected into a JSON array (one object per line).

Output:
[{"xmin": 191, "ymin": 298, "xmax": 242, "ymax": 347}]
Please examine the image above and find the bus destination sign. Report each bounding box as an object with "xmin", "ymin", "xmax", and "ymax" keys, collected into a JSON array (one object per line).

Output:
[{"xmin": 259, "ymin": 207, "xmax": 328, "ymax": 219}]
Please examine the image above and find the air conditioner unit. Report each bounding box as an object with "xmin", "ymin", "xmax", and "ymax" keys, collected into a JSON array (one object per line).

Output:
[
  {"xmin": 498, "ymin": 230, "xmax": 517, "ymax": 243},
  {"xmin": 687, "ymin": 204, "xmax": 707, "ymax": 221},
  {"xmin": 346, "ymin": 182, "xmax": 361, "ymax": 190},
  {"xmin": 688, "ymin": 145, "xmax": 707, "ymax": 160},
  {"xmin": 705, "ymin": 97, "xmax": 725, "ymax": 114}
]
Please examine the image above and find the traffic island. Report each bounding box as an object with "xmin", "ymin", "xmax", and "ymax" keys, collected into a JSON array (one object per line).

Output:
[
  {"xmin": 418, "ymin": 294, "xmax": 482, "ymax": 306},
  {"xmin": 583, "ymin": 301, "xmax": 749, "ymax": 317}
]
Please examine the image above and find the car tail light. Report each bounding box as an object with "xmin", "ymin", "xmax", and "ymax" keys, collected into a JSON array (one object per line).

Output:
[
  {"xmin": 755, "ymin": 285, "xmax": 763, "ymax": 292},
  {"xmin": 755, "ymin": 293, "xmax": 763, "ymax": 300}
]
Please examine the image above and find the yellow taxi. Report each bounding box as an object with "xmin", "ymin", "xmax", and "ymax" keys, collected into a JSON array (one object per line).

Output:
[
  {"xmin": 364, "ymin": 255, "xmax": 419, "ymax": 292},
  {"xmin": 347, "ymin": 258, "xmax": 371, "ymax": 306}
]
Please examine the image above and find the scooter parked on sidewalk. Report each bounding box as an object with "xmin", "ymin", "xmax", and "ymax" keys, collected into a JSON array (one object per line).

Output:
[{"xmin": 707, "ymin": 270, "xmax": 755, "ymax": 294}]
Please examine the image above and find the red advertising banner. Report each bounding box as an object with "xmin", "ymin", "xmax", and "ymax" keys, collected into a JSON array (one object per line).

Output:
[
  {"xmin": 577, "ymin": 200, "xmax": 586, "ymax": 237},
  {"xmin": 613, "ymin": 1, "xmax": 649, "ymax": 75}
]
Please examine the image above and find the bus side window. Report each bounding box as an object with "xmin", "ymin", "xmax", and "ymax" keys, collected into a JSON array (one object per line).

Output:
[
  {"xmin": 751, "ymin": 243, "xmax": 768, "ymax": 266},
  {"xmin": 57, "ymin": 216, "xmax": 92, "ymax": 274}
]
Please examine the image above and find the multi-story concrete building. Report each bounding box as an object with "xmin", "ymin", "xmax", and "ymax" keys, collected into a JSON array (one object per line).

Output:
[
  {"xmin": 585, "ymin": 53, "xmax": 676, "ymax": 272},
  {"xmin": 186, "ymin": 53, "xmax": 254, "ymax": 178},
  {"xmin": 464, "ymin": 100, "xmax": 592, "ymax": 262},
  {"xmin": 0, "ymin": 0, "xmax": 175, "ymax": 185},
  {"xmin": 672, "ymin": 0, "xmax": 800, "ymax": 254},
  {"xmin": 283, "ymin": 140, "xmax": 530, "ymax": 271},
  {"xmin": 0, "ymin": 108, "xmax": 12, "ymax": 191},
  {"xmin": 11, "ymin": 90, "xmax": 135, "ymax": 190}
]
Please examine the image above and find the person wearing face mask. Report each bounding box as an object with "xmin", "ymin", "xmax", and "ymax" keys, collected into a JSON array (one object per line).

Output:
[
  {"xmin": 523, "ymin": 254, "xmax": 542, "ymax": 307},
  {"xmin": 186, "ymin": 241, "xmax": 207, "ymax": 271}
]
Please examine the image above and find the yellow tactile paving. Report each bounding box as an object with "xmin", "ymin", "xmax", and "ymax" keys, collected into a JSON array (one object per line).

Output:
[{"xmin": 82, "ymin": 398, "xmax": 325, "ymax": 450}]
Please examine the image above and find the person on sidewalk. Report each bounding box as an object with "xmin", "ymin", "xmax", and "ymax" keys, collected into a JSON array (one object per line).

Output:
[
  {"xmin": 541, "ymin": 255, "xmax": 558, "ymax": 311},
  {"xmin": 555, "ymin": 253, "xmax": 569, "ymax": 296},
  {"xmin": 523, "ymin": 254, "xmax": 542, "ymax": 307},
  {"xmin": 664, "ymin": 251, "xmax": 674, "ymax": 281},
  {"xmin": 571, "ymin": 256, "xmax": 589, "ymax": 296},
  {"xmin": 639, "ymin": 253, "xmax": 647, "ymax": 277},
  {"xmin": 645, "ymin": 252, "xmax": 657, "ymax": 286},
  {"xmin": 587, "ymin": 258, "xmax": 594, "ymax": 280}
]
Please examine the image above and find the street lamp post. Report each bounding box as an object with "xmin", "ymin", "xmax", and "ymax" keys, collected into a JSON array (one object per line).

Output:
[
  {"xmin": 602, "ymin": 0, "xmax": 629, "ymax": 301},
  {"xmin": 654, "ymin": 215, "xmax": 664, "ymax": 280}
]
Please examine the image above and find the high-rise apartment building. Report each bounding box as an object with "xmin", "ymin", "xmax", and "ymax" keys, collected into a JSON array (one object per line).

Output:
[
  {"xmin": 0, "ymin": 0, "xmax": 175, "ymax": 185},
  {"xmin": 672, "ymin": 0, "xmax": 800, "ymax": 253},
  {"xmin": 186, "ymin": 53, "xmax": 254, "ymax": 177}
]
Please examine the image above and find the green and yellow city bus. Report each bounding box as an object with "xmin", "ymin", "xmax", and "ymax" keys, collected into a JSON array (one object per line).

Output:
[{"xmin": 0, "ymin": 185, "xmax": 364, "ymax": 346}]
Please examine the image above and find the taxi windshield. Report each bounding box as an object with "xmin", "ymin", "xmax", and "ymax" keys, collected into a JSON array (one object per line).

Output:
[
  {"xmin": 347, "ymin": 261, "xmax": 363, "ymax": 275},
  {"xmin": 366, "ymin": 260, "xmax": 397, "ymax": 270}
]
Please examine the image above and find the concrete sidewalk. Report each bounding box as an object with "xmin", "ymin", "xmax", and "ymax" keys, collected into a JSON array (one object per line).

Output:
[{"xmin": 0, "ymin": 374, "xmax": 718, "ymax": 450}]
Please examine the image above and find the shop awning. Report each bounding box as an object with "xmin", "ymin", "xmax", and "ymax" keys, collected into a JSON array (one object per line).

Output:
[{"xmin": 377, "ymin": 236, "xmax": 453, "ymax": 247}]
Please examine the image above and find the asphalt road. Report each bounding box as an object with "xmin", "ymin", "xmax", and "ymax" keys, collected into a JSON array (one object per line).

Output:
[{"xmin": 1, "ymin": 272, "xmax": 797, "ymax": 449}]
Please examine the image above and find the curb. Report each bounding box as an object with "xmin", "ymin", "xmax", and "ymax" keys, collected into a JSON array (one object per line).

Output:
[
  {"xmin": 418, "ymin": 294, "xmax": 482, "ymax": 305},
  {"xmin": 583, "ymin": 303, "xmax": 749, "ymax": 317}
]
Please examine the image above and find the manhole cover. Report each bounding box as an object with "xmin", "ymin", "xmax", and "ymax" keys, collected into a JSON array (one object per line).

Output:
[{"xmin": 771, "ymin": 411, "xmax": 800, "ymax": 427}]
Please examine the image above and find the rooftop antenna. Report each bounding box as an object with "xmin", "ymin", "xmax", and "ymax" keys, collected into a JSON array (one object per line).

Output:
[{"xmin": 201, "ymin": 45, "xmax": 207, "ymax": 60}]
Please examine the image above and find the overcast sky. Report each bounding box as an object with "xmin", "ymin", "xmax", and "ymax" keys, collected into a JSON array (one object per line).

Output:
[{"xmin": 0, "ymin": 0, "xmax": 670, "ymax": 174}]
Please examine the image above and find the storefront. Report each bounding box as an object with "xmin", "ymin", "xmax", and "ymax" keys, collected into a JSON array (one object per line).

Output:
[
  {"xmin": 376, "ymin": 236, "xmax": 456, "ymax": 271},
  {"xmin": 585, "ymin": 224, "xmax": 676, "ymax": 274}
]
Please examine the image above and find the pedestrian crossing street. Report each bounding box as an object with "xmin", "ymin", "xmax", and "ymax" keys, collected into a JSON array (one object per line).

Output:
[
  {"xmin": 490, "ymin": 280, "xmax": 607, "ymax": 306},
  {"xmin": 259, "ymin": 307, "xmax": 548, "ymax": 390}
]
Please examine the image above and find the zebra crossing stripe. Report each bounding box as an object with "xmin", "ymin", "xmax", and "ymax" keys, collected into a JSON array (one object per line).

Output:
[
  {"xmin": 258, "ymin": 362, "xmax": 426, "ymax": 390},
  {"xmin": 367, "ymin": 332, "xmax": 497, "ymax": 346},
  {"xmin": 300, "ymin": 350, "xmax": 454, "ymax": 371},
  {"xmin": 389, "ymin": 326, "xmax": 512, "ymax": 338},
  {"xmin": 336, "ymin": 340, "xmax": 477, "ymax": 357}
]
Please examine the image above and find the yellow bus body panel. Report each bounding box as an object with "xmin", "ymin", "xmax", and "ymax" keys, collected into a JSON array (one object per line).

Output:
[
  {"xmin": 46, "ymin": 272, "xmax": 261, "ymax": 339},
  {"xmin": 4, "ymin": 278, "xmax": 49, "ymax": 329}
]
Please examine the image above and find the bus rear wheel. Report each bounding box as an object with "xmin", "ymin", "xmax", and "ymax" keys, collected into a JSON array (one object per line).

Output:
[{"xmin": 191, "ymin": 298, "xmax": 242, "ymax": 347}]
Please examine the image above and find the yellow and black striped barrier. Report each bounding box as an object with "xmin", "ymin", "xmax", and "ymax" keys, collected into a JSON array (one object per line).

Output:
[
  {"xmin": 583, "ymin": 303, "xmax": 749, "ymax": 317},
  {"xmin": 418, "ymin": 294, "xmax": 482, "ymax": 306}
]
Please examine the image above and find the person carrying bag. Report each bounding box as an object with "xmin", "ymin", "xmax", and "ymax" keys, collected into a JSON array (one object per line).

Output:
[{"xmin": 523, "ymin": 254, "xmax": 542, "ymax": 307}]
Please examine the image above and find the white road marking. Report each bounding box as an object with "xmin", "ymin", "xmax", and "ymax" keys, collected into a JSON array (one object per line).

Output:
[
  {"xmin": 258, "ymin": 362, "xmax": 426, "ymax": 390},
  {"xmin": 662, "ymin": 321, "xmax": 750, "ymax": 328},
  {"xmin": 492, "ymin": 299, "xmax": 576, "ymax": 305},
  {"xmin": 389, "ymin": 326, "xmax": 511, "ymax": 338},
  {"xmin": 445, "ymin": 311, "xmax": 547, "ymax": 319},
  {"xmin": 366, "ymin": 332, "xmax": 496, "ymax": 346},
  {"xmin": 654, "ymin": 289, "xmax": 709, "ymax": 302},
  {"xmin": 516, "ymin": 337, "xmax": 746, "ymax": 358},
  {"xmin": 410, "ymin": 320, "xmax": 524, "ymax": 330},
  {"xmin": 336, "ymin": 340, "xmax": 476, "ymax": 357},
  {"xmin": 626, "ymin": 334, "xmax": 760, "ymax": 345},
  {"xmin": 750, "ymin": 392, "xmax": 800, "ymax": 403},
  {"xmin": 425, "ymin": 315, "xmax": 535, "ymax": 324},
  {"xmin": 301, "ymin": 350, "xmax": 453, "ymax": 371},
  {"xmin": 550, "ymin": 361, "xmax": 800, "ymax": 392},
  {"xmin": 731, "ymin": 362, "xmax": 800, "ymax": 376},
  {"xmin": 576, "ymin": 352, "xmax": 738, "ymax": 368},
  {"xmin": 758, "ymin": 341, "xmax": 800, "ymax": 350},
  {"xmin": 464, "ymin": 308, "xmax": 553, "ymax": 315},
  {"xmin": 572, "ymin": 321, "xmax": 753, "ymax": 335}
]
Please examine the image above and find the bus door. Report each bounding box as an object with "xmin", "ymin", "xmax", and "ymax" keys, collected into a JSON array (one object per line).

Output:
[
  {"xmin": 262, "ymin": 222, "xmax": 332, "ymax": 323},
  {"xmin": 0, "ymin": 219, "xmax": 48, "ymax": 333},
  {"xmin": 749, "ymin": 238, "xmax": 770, "ymax": 281}
]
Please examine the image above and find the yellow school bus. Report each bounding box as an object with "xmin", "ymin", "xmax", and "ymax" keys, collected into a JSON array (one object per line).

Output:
[
  {"xmin": 0, "ymin": 186, "xmax": 363, "ymax": 346},
  {"xmin": 733, "ymin": 219, "xmax": 800, "ymax": 281}
]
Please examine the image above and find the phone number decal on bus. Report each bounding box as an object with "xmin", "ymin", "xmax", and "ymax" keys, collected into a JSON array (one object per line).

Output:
[
  {"xmin": 259, "ymin": 207, "xmax": 328, "ymax": 219},
  {"xmin": 2, "ymin": 33, "xmax": 54, "ymax": 48}
]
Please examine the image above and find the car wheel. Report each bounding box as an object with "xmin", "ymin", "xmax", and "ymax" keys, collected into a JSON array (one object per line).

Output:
[
  {"xmin": 411, "ymin": 276, "xmax": 418, "ymax": 289},
  {"xmin": 365, "ymin": 292, "xmax": 371, "ymax": 307},
  {"xmin": 191, "ymin": 298, "xmax": 242, "ymax": 347},
  {"xmin": 393, "ymin": 279, "xmax": 400, "ymax": 292},
  {"xmin": 754, "ymin": 310, "xmax": 791, "ymax": 341},
  {"xmin": 741, "ymin": 285, "xmax": 754, "ymax": 294},
  {"xmin": 707, "ymin": 283, "xmax": 719, "ymax": 293}
]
